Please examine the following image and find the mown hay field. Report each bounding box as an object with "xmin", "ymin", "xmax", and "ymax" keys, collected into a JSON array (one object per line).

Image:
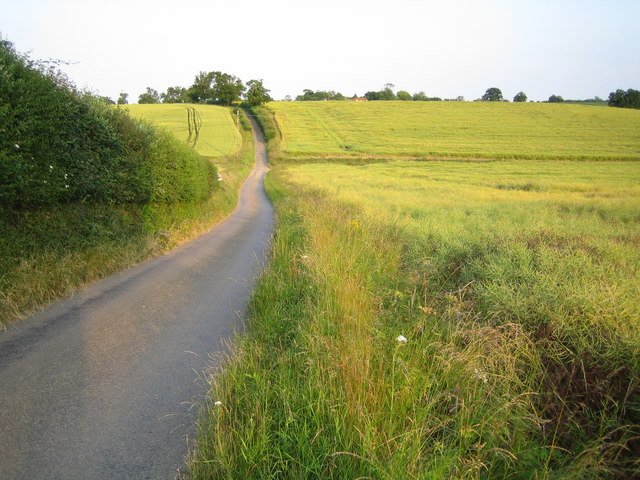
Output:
[
  {"xmin": 266, "ymin": 101, "xmax": 640, "ymax": 160},
  {"xmin": 124, "ymin": 104, "xmax": 240, "ymax": 158}
]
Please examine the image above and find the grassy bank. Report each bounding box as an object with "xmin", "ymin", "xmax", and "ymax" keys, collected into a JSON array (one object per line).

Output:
[
  {"xmin": 266, "ymin": 101, "xmax": 640, "ymax": 161},
  {"xmin": 189, "ymin": 158, "xmax": 639, "ymax": 478}
]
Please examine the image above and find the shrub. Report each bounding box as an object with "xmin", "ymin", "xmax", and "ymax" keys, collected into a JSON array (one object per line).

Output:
[{"xmin": 0, "ymin": 39, "xmax": 216, "ymax": 209}]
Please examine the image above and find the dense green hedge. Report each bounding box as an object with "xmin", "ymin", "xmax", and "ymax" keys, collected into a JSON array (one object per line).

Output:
[{"xmin": 0, "ymin": 39, "xmax": 216, "ymax": 209}]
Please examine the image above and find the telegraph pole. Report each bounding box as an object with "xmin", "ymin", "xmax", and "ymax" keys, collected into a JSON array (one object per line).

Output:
[{"xmin": 236, "ymin": 108, "xmax": 240, "ymax": 162}]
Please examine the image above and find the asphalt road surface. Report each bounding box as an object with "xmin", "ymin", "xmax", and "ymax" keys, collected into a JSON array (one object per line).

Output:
[{"xmin": 0, "ymin": 116, "xmax": 274, "ymax": 479}]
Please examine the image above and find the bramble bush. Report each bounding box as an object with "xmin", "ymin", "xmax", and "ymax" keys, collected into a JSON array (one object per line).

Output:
[{"xmin": 0, "ymin": 39, "xmax": 217, "ymax": 209}]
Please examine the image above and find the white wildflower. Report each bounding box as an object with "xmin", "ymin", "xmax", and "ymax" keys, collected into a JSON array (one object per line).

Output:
[
  {"xmin": 49, "ymin": 165, "xmax": 53, "ymax": 170},
  {"xmin": 396, "ymin": 335, "xmax": 408, "ymax": 344},
  {"xmin": 473, "ymin": 368, "xmax": 488, "ymax": 383},
  {"xmin": 214, "ymin": 401, "xmax": 223, "ymax": 406},
  {"xmin": 14, "ymin": 144, "xmax": 19, "ymax": 149}
]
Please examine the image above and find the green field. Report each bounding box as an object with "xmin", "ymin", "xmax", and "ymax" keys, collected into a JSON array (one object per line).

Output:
[
  {"xmin": 190, "ymin": 103, "xmax": 640, "ymax": 478},
  {"xmin": 267, "ymin": 101, "xmax": 640, "ymax": 160},
  {"xmin": 124, "ymin": 104, "xmax": 240, "ymax": 158}
]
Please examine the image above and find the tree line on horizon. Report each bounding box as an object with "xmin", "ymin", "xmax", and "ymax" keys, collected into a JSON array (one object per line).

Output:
[
  {"xmin": 291, "ymin": 86, "xmax": 640, "ymax": 109},
  {"xmin": 115, "ymin": 72, "xmax": 273, "ymax": 107}
]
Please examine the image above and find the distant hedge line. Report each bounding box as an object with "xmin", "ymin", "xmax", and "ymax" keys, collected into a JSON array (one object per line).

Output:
[{"xmin": 0, "ymin": 40, "xmax": 217, "ymax": 209}]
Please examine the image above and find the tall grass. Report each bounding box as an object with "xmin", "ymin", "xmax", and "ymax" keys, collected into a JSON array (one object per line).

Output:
[{"xmin": 190, "ymin": 160, "xmax": 640, "ymax": 478}]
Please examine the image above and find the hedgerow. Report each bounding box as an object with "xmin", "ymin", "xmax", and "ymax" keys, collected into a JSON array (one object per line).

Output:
[{"xmin": 0, "ymin": 39, "xmax": 216, "ymax": 209}]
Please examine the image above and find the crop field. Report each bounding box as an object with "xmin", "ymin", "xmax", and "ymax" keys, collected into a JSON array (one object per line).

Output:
[
  {"xmin": 192, "ymin": 158, "xmax": 640, "ymax": 478},
  {"xmin": 124, "ymin": 104, "xmax": 240, "ymax": 158},
  {"xmin": 266, "ymin": 101, "xmax": 640, "ymax": 160},
  {"xmin": 284, "ymin": 160, "xmax": 640, "ymax": 347},
  {"xmin": 191, "ymin": 101, "xmax": 640, "ymax": 478}
]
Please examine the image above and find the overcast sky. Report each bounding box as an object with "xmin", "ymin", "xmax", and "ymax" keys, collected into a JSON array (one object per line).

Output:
[{"xmin": 2, "ymin": 0, "xmax": 639, "ymax": 102}]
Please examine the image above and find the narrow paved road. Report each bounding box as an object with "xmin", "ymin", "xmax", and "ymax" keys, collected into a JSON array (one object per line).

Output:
[{"xmin": 0, "ymin": 117, "xmax": 274, "ymax": 479}]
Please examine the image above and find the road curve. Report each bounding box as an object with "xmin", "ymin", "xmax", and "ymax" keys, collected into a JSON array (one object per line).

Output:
[{"xmin": 0, "ymin": 116, "xmax": 274, "ymax": 479}]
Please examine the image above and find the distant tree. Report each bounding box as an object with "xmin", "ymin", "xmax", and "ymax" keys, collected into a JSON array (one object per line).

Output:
[
  {"xmin": 296, "ymin": 89, "xmax": 315, "ymax": 101},
  {"xmin": 161, "ymin": 86, "xmax": 188, "ymax": 103},
  {"xmin": 212, "ymin": 71, "xmax": 245, "ymax": 105},
  {"xmin": 363, "ymin": 88, "xmax": 396, "ymax": 101},
  {"xmin": 187, "ymin": 71, "xmax": 216, "ymax": 103},
  {"xmin": 117, "ymin": 92, "xmax": 128, "ymax": 105},
  {"xmin": 379, "ymin": 88, "xmax": 396, "ymax": 100},
  {"xmin": 513, "ymin": 91, "xmax": 527, "ymax": 102},
  {"xmin": 456, "ymin": 96, "xmax": 465, "ymax": 101},
  {"xmin": 186, "ymin": 71, "xmax": 245, "ymax": 105},
  {"xmin": 608, "ymin": 88, "xmax": 640, "ymax": 109},
  {"xmin": 364, "ymin": 90, "xmax": 381, "ymax": 101},
  {"xmin": 295, "ymin": 89, "xmax": 345, "ymax": 101},
  {"xmin": 138, "ymin": 87, "xmax": 160, "ymax": 104},
  {"xmin": 397, "ymin": 90, "xmax": 412, "ymax": 101},
  {"xmin": 548, "ymin": 94, "xmax": 564, "ymax": 103},
  {"xmin": 245, "ymin": 79, "xmax": 273, "ymax": 106},
  {"xmin": 481, "ymin": 87, "xmax": 503, "ymax": 101},
  {"xmin": 284, "ymin": 95, "xmax": 292, "ymax": 101},
  {"xmin": 412, "ymin": 91, "xmax": 442, "ymax": 101}
]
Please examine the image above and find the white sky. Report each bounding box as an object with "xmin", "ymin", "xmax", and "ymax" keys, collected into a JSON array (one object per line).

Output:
[{"xmin": 2, "ymin": 0, "xmax": 639, "ymax": 102}]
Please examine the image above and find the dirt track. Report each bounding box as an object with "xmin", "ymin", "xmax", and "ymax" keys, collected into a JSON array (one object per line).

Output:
[{"xmin": 0, "ymin": 116, "xmax": 273, "ymax": 479}]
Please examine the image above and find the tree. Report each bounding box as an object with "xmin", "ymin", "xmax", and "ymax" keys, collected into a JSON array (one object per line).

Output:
[
  {"xmin": 117, "ymin": 92, "xmax": 128, "ymax": 105},
  {"xmin": 187, "ymin": 71, "xmax": 216, "ymax": 103},
  {"xmin": 364, "ymin": 90, "xmax": 381, "ymax": 101},
  {"xmin": 481, "ymin": 87, "xmax": 503, "ymax": 101},
  {"xmin": 513, "ymin": 91, "xmax": 527, "ymax": 102},
  {"xmin": 295, "ymin": 89, "xmax": 346, "ymax": 101},
  {"xmin": 161, "ymin": 86, "xmax": 188, "ymax": 103},
  {"xmin": 397, "ymin": 90, "xmax": 412, "ymax": 101},
  {"xmin": 379, "ymin": 88, "xmax": 396, "ymax": 100},
  {"xmin": 212, "ymin": 71, "xmax": 245, "ymax": 105},
  {"xmin": 245, "ymin": 79, "xmax": 273, "ymax": 106},
  {"xmin": 138, "ymin": 87, "xmax": 160, "ymax": 104},
  {"xmin": 608, "ymin": 88, "xmax": 640, "ymax": 109},
  {"xmin": 548, "ymin": 94, "xmax": 564, "ymax": 103}
]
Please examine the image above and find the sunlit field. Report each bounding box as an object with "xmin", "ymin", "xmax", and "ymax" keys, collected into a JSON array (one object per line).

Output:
[
  {"xmin": 267, "ymin": 101, "xmax": 640, "ymax": 160},
  {"xmin": 191, "ymin": 159, "xmax": 640, "ymax": 478},
  {"xmin": 124, "ymin": 103, "xmax": 240, "ymax": 158},
  {"xmin": 284, "ymin": 160, "xmax": 640, "ymax": 346}
]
